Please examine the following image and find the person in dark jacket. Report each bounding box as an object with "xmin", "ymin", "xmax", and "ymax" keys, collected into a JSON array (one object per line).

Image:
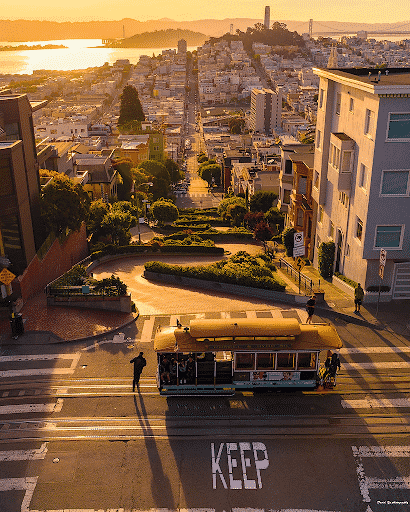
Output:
[
  {"xmin": 306, "ymin": 295, "xmax": 316, "ymax": 324},
  {"xmin": 130, "ymin": 352, "xmax": 147, "ymax": 391}
]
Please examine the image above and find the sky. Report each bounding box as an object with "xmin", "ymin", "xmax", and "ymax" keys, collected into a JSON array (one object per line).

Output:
[{"xmin": 1, "ymin": 0, "xmax": 409, "ymax": 24}]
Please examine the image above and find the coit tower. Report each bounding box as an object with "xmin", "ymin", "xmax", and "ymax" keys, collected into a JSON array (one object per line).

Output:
[{"xmin": 264, "ymin": 6, "xmax": 270, "ymax": 29}]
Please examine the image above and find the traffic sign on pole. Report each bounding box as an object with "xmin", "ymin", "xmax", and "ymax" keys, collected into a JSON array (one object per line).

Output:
[
  {"xmin": 378, "ymin": 264, "xmax": 384, "ymax": 280},
  {"xmin": 294, "ymin": 232, "xmax": 304, "ymax": 247},
  {"xmin": 293, "ymin": 245, "xmax": 305, "ymax": 257},
  {"xmin": 380, "ymin": 249, "xmax": 387, "ymax": 267}
]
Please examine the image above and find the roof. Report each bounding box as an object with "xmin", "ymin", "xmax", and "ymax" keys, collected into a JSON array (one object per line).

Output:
[
  {"xmin": 313, "ymin": 67, "xmax": 410, "ymax": 95},
  {"xmin": 154, "ymin": 319, "xmax": 343, "ymax": 353}
]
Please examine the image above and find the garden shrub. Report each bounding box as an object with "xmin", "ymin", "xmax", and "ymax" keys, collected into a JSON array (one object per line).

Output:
[
  {"xmin": 318, "ymin": 241, "xmax": 335, "ymax": 278},
  {"xmin": 334, "ymin": 272, "xmax": 358, "ymax": 289}
]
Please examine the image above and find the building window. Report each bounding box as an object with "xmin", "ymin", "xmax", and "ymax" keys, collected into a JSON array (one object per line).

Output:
[
  {"xmin": 284, "ymin": 159, "xmax": 293, "ymax": 174},
  {"xmin": 329, "ymin": 143, "xmax": 340, "ymax": 170},
  {"xmin": 4, "ymin": 122, "xmax": 21, "ymax": 140},
  {"xmin": 298, "ymin": 176, "xmax": 307, "ymax": 195},
  {"xmin": 335, "ymin": 93, "xmax": 341, "ymax": 115},
  {"xmin": 318, "ymin": 206, "xmax": 323, "ymax": 223},
  {"xmin": 349, "ymin": 97, "xmax": 354, "ymax": 112},
  {"xmin": 283, "ymin": 189, "xmax": 291, "ymax": 204},
  {"xmin": 339, "ymin": 192, "xmax": 349, "ymax": 207},
  {"xmin": 313, "ymin": 171, "xmax": 319, "ymax": 189},
  {"xmin": 319, "ymin": 88, "xmax": 324, "ymax": 109},
  {"xmin": 297, "ymin": 209, "xmax": 304, "ymax": 227},
  {"xmin": 375, "ymin": 225, "xmax": 403, "ymax": 249},
  {"xmin": 356, "ymin": 218, "xmax": 363, "ymax": 241},
  {"xmin": 359, "ymin": 164, "xmax": 368, "ymax": 190},
  {"xmin": 387, "ymin": 113, "xmax": 410, "ymax": 141},
  {"xmin": 316, "ymin": 129, "xmax": 321, "ymax": 149},
  {"xmin": 364, "ymin": 108, "xmax": 375, "ymax": 137},
  {"xmin": 380, "ymin": 170, "xmax": 410, "ymax": 196},
  {"xmin": 341, "ymin": 151, "xmax": 353, "ymax": 173},
  {"xmin": 329, "ymin": 221, "xmax": 334, "ymax": 238}
]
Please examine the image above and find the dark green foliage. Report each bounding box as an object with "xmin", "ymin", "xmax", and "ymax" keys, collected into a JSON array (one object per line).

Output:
[
  {"xmin": 52, "ymin": 264, "xmax": 87, "ymax": 287},
  {"xmin": 249, "ymin": 191, "xmax": 278, "ymax": 213},
  {"xmin": 199, "ymin": 163, "xmax": 222, "ymax": 186},
  {"xmin": 244, "ymin": 211, "xmax": 264, "ymax": 230},
  {"xmin": 265, "ymin": 207, "xmax": 285, "ymax": 232},
  {"xmin": 40, "ymin": 174, "xmax": 90, "ymax": 234},
  {"xmin": 151, "ymin": 199, "xmax": 179, "ymax": 225},
  {"xmin": 164, "ymin": 158, "xmax": 183, "ymax": 183},
  {"xmin": 318, "ymin": 241, "xmax": 335, "ymax": 278},
  {"xmin": 101, "ymin": 210, "xmax": 135, "ymax": 245},
  {"xmin": 93, "ymin": 274, "xmax": 127, "ymax": 296},
  {"xmin": 144, "ymin": 251, "xmax": 286, "ymax": 291},
  {"xmin": 112, "ymin": 159, "xmax": 134, "ymax": 199},
  {"xmin": 118, "ymin": 85, "xmax": 145, "ymax": 125},
  {"xmin": 197, "ymin": 153, "xmax": 208, "ymax": 163},
  {"xmin": 87, "ymin": 199, "xmax": 109, "ymax": 235},
  {"xmin": 282, "ymin": 227, "xmax": 296, "ymax": 257},
  {"xmin": 334, "ymin": 272, "xmax": 358, "ymax": 289}
]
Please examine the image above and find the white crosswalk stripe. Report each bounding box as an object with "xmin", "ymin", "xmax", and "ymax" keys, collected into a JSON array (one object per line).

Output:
[{"xmin": 0, "ymin": 353, "xmax": 80, "ymax": 378}]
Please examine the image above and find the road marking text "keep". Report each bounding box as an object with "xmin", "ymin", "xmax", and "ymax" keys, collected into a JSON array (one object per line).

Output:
[{"xmin": 211, "ymin": 442, "xmax": 269, "ymax": 489}]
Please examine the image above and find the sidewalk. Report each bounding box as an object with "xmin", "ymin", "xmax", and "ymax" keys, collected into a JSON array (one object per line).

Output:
[
  {"xmin": 0, "ymin": 291, "xmax": 138, "ymax": 346},
  {"xmin": 274, "ymin": 251, "xmax": 410, "ymax": 336}
]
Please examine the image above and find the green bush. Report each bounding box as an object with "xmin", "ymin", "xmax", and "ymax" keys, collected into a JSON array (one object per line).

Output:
[
  {"xmin": 144, "ymin": 253, "xmax": 286, "ymax": 292},
  {"xmin": 334, "ymin": 272, "xmax": 358, "ymax": 289},
  {"xmin": 318, "ymin": 241, "xmax": 335, "ymax": 278},
  {"xmin": 282, "ymin": 227, "xmax": 296, "ymax": 257},
  {"xmin": 52, "ymin": 264, "xmax": 87, "ymax": 287}
]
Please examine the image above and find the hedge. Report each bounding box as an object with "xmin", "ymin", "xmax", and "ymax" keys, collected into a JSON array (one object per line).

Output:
[
  {"xmin": 160, "ymin": 245, "xmax": 224, "ymax": 254},
  {"xmin": 334, "ymin": 272, "xmax": 358, "ymax": 289},
  {"xmin": 144, "ymin": 260, "xmax": 286, "ymax": 292}
]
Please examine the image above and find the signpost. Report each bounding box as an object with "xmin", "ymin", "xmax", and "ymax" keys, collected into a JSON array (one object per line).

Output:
[{"xmin": 293, "ymin": 233, "xmax": 305, "ymax": 293}]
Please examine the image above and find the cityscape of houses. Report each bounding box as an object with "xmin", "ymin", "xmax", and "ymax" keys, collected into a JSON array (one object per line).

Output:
[{"xmin": 1, "ymin": 17, "xmax": 410, "ymax": 305}]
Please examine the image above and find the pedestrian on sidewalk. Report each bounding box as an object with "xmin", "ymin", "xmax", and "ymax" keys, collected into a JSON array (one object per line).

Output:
[
  {"xmin": 130, "ymin": 352, "xmax": 146, "ymax": 392},
  {"xmin": 354, "ymin": 283, "xmax": 364, "ymax": 313},
  {"xmin": 305, "ymin": 295, "xmax": 316, "ymax": 324}
]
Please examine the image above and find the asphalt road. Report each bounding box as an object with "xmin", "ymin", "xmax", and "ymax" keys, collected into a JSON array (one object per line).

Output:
[{"xmin": 0, "ymin": 308, "xmax": 410, "ymax": 512}]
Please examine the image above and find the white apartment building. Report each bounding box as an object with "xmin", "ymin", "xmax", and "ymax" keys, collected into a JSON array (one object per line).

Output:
[
  {"xmin": 313, "ymin": 67, "xmax": 410, "ymax": 300},
  {"xmin": 250, "ymin": 88, "xmax": 283, "ymax": 135}
]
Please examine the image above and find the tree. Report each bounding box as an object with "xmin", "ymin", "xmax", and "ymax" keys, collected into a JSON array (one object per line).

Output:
[
  {"xmin": 40, "ymin": 174, "xmax": 90, "ymax": 234},
  {"xmin": 199, "ymin": 163, "xmax": 221, "ymax": 186},
  {"xmin": 151, "ymin": 199, "xmax": 179, "ymax": 225},
  {"xmin": 87, "ymin": 199, "xmax": 109, "ymax": 235},
  {"xmin": 265, "ymin": 207, "xmax": 285, "ymax": 233},
  {"xmin": 249, "ymin": 191, "xmax": 278, "ymax": 213},
  {"xmin": 282, "ymin": 226, "xmax": 296, "ymax": 257},
  {"xmin": 164, "ymin": 157, "xmax": 183, "ymax": 183},
  {"xmin": 112, "ymin": 158, "xmax": 134, "ymax": 200},
  {"xmin": 218, "ymin": 196, "xmax": 247, "ymax": 220},
  {"xmin": 111, "ymin": 200, "xmax": 139, "ymax": 221},
  {"xmin": 226, "ymin": 203, "xmax": 248, "ymax": 227},
  {"xmin": 254, "ymin": 221, "xmax": 273, "ymax": 245},
  {"xmin": 228, "ymin": 118, "xmax": 245, "ymax": 134},
  {"xmin": 244, "ymin": 211, "xmax": 265, "ymax": 230},
  {"xmin": 118, "ymin": 85, "xmax": 145, "ymax": 125},
  {"xmin": 101, "ymin": 210, "xmax": 135, "ymax": 245}
]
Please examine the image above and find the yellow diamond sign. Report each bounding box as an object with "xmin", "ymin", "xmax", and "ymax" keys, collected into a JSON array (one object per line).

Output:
[{"xmin": 0, "ymin": 267, "xmax": 16, "ymax": 286}]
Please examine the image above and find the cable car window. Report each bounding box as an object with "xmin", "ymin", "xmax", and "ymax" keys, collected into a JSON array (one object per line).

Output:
[
  {"xmin": 256, "ymin": 353, "xmax": 275, "ymax": 370},
  {"xmin": 235, "ymin": 353, "xmax": 255, "ymax": 370},
  {"xmin": 276, "ymin": 352, "xmax": 295, "ymax": 369},
  {"xmin": 297, "ymin": 352, "xmax": 317, "ymax": 369}
]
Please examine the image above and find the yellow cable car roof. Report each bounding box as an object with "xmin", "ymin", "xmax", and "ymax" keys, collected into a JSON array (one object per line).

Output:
[{"xmin": 154, "ymin": 318, "xmax": 342, "ymax": 353}]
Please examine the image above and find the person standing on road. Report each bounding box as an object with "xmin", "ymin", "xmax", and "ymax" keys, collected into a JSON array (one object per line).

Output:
[
  {"xmin": 306, "ymin": 295, "xmax": 316, "ymax": 324},
  {"xmin": 354, "ymin": 283, "xmax": 364, "ymax": 313},
  {"xmin": 130, "ymin": 352, "xmax": 146, "ymax": 392}
]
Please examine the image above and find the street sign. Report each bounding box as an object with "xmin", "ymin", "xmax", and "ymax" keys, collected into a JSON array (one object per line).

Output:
[
  {"xmin": 294, "ymin": 232, "xmax": 304, "ymax": 247},
  {"xmin": 378, "ymin": 264, "xmax": 384, "ymax": 280},
  {"xmin": 0, "ymin": 267, "xmax": 15, "ymax": 286},
  {"xmin": 294, "ymin": 257, "xmax": 306, "ymax": 271},
  {"xmin": 293, "ymin": 245, "xmax": 305, "ymax": 257},
  {"xmin": 380, "ymin": 249, "xmax": 387, "ymax": 267}
]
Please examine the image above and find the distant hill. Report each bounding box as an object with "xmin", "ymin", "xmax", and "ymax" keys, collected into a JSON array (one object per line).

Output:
[
  {"xmin": 1, "ymin": 18, "xmax": 410, "ymax": 42},
  {"xmin": 115, "ymin": 29, "xmax": 207, "ymax": 48}
]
